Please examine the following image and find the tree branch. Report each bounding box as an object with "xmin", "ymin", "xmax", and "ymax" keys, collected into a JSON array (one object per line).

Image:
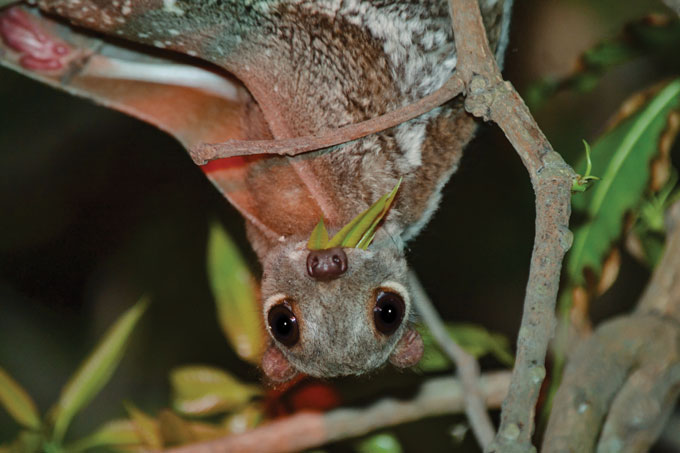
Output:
[
  {"xmin": 543, "ymin": 202, "xmax": 680, "ymax": 451},
  {"xmin": 445, "ymin": 1, "xmax": 575, "ymax": 451},
  {"xmin": 409, "ymin": 271, "xmax": 496, "ymax": 449},
  {"xmin": 162, "ymin": 372, "xmax": 511, "ymax": 453},
  {"xmin": 188, "ymin": 76, "xmax": 463, "ymax": 165}
]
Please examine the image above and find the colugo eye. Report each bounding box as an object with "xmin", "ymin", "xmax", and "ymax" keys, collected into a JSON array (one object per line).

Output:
[
  {"xmin": 268, "ymin": 303, "xmax": 300, "ymax": 347},
  {"xmin": 373, "ymin": 290, "xmax": 405, "ymax": 335}
]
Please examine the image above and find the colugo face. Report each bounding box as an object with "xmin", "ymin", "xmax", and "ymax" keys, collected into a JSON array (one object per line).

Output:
[{"xmin": 259, "ymin": 239, "xmax": 421, "ymax": 380}]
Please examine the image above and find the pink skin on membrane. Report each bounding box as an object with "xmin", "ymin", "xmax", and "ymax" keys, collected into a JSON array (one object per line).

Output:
[{"xmin": 0, "ymin": 7, "xmax": 70, "ymax": 71}]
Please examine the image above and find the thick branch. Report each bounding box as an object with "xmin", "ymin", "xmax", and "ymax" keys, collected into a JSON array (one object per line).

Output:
[
  {"xmin": 409, "ymin": 271, "xmax": 496, "ymax": 449},
  {"xmin": 542, "ymin": 315, "xmax": 680, "ymax": 452},
  {"xmin": 163, "ymin": 372, "xmax": 511, "ymax": 453},
  {"xmin": 543, "ymin": 202, "xmax": 680, "ymax": 451},
  {"xmin": 189, "ymin": 76, "xmax": 463, "ymax": 165},
  {"xmin": 446, "ymin": 0, "xmax": 575, "ymax": 451}
]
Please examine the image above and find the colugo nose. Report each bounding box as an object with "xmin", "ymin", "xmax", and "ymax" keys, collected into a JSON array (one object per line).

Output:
[{"xmin": 306, "ymin": 247, "xmax": 348, "ymax": 281}]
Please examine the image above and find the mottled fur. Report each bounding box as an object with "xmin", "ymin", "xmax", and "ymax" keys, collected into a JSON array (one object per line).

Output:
[{"xmin": 11, "ymin": 0, "xmax": 512, "ymax": 379}]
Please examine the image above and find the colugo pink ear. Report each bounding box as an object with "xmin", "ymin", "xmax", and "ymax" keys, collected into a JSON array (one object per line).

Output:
[
  {"xmin": 262, "ymin": 344, "xmax": 299, "ymax": 383},
  {"xmin": 389, "ymin": 328, "xmax": 424, "ymax": 369}
]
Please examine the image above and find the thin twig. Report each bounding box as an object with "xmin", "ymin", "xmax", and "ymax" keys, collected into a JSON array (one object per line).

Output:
[
  {"xmin": 409, "ymin": 270, "xmax": 496, "ymax": 449},
  {"xmin": 188, "ymin": 76, "xmax": 464, "ymax": 164},
  {"xmin": 163, "ymin": 372, "xmax": 511, "ymax": 453},
  {"xmin": 444, "ymin": 0, "xmax": 575, "ymax": 451}
]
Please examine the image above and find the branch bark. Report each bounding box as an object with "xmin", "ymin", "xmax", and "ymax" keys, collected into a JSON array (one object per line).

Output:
[
  {"xmin": 409, "ymin": 271, "xmax": 496, "ymax": 449},
  {"xmin": 543, "ymin": 202, "xmax": 680, "ymax": 452},
  {"xmin": 162, "ymin": 372, "xmax": 511, "ymax": 453},
  {"xmin": 445, "ymin": 1, "xmax": 575, "ymax": 451},
  {"xmin": 188, "ymin": 76, "xmax": 463, "ymax": 164}
]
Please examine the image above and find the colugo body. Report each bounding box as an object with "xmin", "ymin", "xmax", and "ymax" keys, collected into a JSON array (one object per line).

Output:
[{"xmin": 0, "ymin": 0, "xmax": 511, "ymax": 381}]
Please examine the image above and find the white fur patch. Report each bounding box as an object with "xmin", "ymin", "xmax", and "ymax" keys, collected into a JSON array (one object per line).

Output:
[
  {"xmin": 263, "ymin": 293, "xmax": 289, "ymax": 313},
  {"xmin": 380, "ymin": 280, "xmax": 411, "ymax": 308},
  {"xmin": 336, "ymin": 0, "xmax": 457, "ymax": 99},
  {"xmin": 162, "ymin": 0, "xmax": 184, "ymax": 15},
  {"xmin": 395, "ymin": 120, "xmax": 425, "ymax": 169}
]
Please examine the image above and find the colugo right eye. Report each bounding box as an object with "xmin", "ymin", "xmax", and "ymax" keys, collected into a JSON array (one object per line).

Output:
[
  {"xmin": 268, "ymin": 303, "xmax": 300, "ymax": 347},
  {"xmin": 373, "ymin": 290, "xmax": 405, "ymax": 335}
]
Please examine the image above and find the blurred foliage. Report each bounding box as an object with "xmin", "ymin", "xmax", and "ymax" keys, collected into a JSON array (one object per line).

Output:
[
  {"xmin": 526, "ymin": 14, "xmax": 680, "ymax": 110},
  {"xmin": 419, "ymin": 323, "xmax": 514, "ymax": 372},
  {"xmin": 207, "ymin": 222, "xmax": 264, "ymax": 364},
  {"xmin": 170, "ymin": 365, "xmax": 261, "ymax": 417},
  {"xmin": 355, "ymin": 432, "xmax": 403, "ymax": 453},
  {"xmin": 0, "ymin": 299, "xmax": 147, "ymax": 452}
]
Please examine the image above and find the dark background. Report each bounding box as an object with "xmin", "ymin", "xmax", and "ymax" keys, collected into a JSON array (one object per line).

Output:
[{"xmin": 0, "ymin": 0, "xmax": 676, "ymax": 450}]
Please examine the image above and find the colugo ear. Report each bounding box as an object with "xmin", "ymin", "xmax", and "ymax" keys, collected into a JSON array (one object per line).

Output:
[
  {"xmin": 389, "ymin": 328, "xmax": 424, "ymax": 369},
  {"xmin": 262, "ymin": 344, "xmax": 298, "ymax": 383}
]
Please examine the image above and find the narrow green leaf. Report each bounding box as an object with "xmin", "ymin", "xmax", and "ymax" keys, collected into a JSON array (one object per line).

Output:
[
  {"xmin": 568, "ymin": 79, "xmax": 680, "ymax": 285},
  {"xmin": 357, "ymin": 180, "xmax": 402, "ymax": 250},
  {"xmin": 327, "ymin": 179, "xmax": 402, "ymax": 249},
  {"xmin": 207, "ymin": 222, "xmax": 265, "ymax": 364},
  {"xmin": 418, "ymin": 323, "xmax": 514, "ymax": 372},
  {"xmin": 0, "ymin": 368, "xmax": 41, "ymax": 430},
  {"xmin": 64, "ymin": 419, "xmax": 141, "ymax": 453},
  {"xmin": 125, "ymin": 403, "xmax": 162, "ymax": 450},
  {"xmin": 170, "ymin": 366, "xmax": 262, "ymax": 417},
  {"xmin": 307, "ymin": 218, "xmax": 330, "ymax": 250},
  {"xmin": 50, "ymin": 298, "xmax": 148, "ymax": 443},
  {"xmin": 356, "ymin": 433, "xmax": 403, "ymax": 453}
]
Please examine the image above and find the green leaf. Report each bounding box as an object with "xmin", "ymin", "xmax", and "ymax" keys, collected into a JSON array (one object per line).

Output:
[
  {"xmin": 356, "ymin": 180, "xmax": 401, "ymax": 250},
  {"xmin": 170, "ymin": 366, "xmax": 262, "ymax": 417},
  {"xmin": 125, "ymin": 403, "xmax": 162, "ymax": 450},
  {"xmin": 0, "ymin": 368, "xmax": 41, "ymax": 430},
  {"xmin": 221, "ymin": 403, "xmax": 264, "ymax": 434},
  {"xmin": 207, "ymin": 222, "xmax": 265, "ymax": 364},
  {"xmin": 8, "ymin": 431, "xmax": 43, "ymax": 453},
  {"xmin": 158, "ymin": 410, "xmax": 196, "ymax": 446},
  {"xmin": 568, "ymin": 79, "xmax": 680, "ymax": 286},
  {"xmin": 418, "ymin": 323, "xmax": 514, "ymax": 372},
  {"xmin": 327, "ymin": 179, "xmax": 401, "ymax": 249},
  {"xmin": 50, "ymin": 298, "xmax": 148, "ymax": 443},
  {"xmin": 307, "ymin": 218, "xmax": 330, "ymax": 250},
  {"xmin": 64, "ymin": 419, "xmax": 141, "ymax": 453},
  {"xmin": 356, "ymin": 433, "xmax": 403, "ymax": 453},
  {"xmin": 572, "ymin": 140, "xmax": 600, "ymax": 193}
]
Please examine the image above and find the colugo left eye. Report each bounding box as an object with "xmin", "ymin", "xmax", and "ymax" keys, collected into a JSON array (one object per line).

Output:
[{"xmin": 268, "ymin": 303, "xmax": 300, "ymax": 347}]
